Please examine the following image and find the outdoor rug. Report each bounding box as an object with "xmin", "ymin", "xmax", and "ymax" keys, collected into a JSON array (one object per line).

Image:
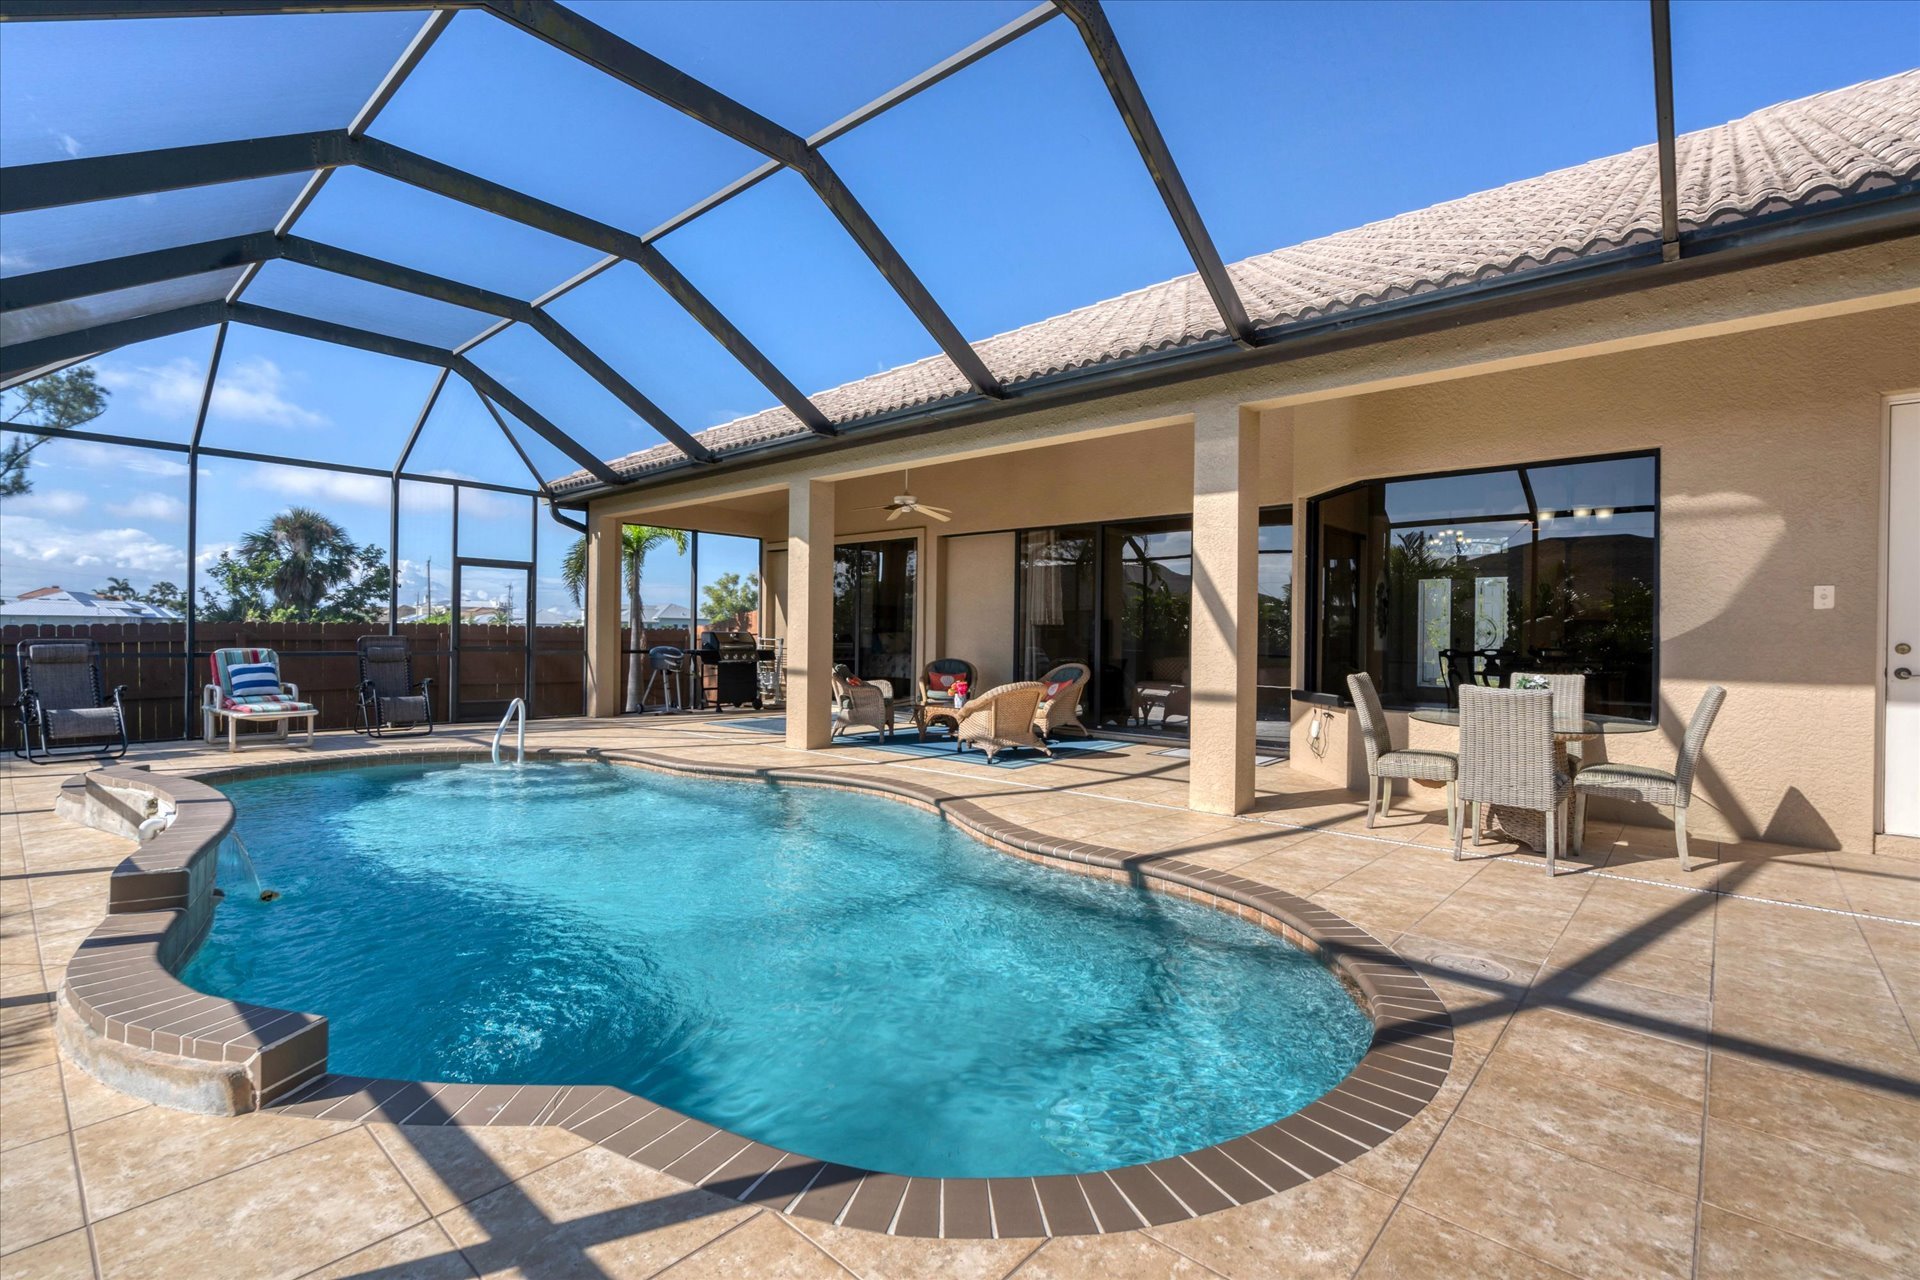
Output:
[
  {"xmin": 718, "ymin": 716, "xmax": 787, "ymax": 734},
  {"xmin": 1153, "ymin": 746, "xmax": 1288, "ymax": 766}
]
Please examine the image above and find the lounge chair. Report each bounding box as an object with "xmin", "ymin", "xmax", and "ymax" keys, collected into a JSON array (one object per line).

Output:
[
  {"xmin": 13, "ymin": 640, "xmax": 127, "ymax": 763},
  {"xmin": 1573, "ymin": 685, "xmax": 1726, "ymax": 871},
  {"xmin": 1349, "ymin": 672, "xmax": 1458, "ymax": 837},
  {"xmin": 1033, "ymin": 663, "xmax": 1091, "ymax": 739},
  {"xmin": 830, "ymin": 663, "xmax": 894, "ymax": 740},
  {"xmin": 356, "ymin": 635, "xmax": 434, "ymax": 737},
  {"xmin": 202, "ymin": 647, "xmax": 317, "ymax": 752},
  {"xmin": 956, "ymin": 682, "xmax": 1053, "ymax": 763}
]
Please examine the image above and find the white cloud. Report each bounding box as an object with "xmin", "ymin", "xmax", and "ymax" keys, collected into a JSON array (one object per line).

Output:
[
  {"xmin": 32, "ymin": 440, "xmax": 193, "ymax": 478},
  {"xmin": 252, "ymin": 464, "xmax": 388, "ymax": 507},
  {"xmin": 6, "ymin": 488, "xmax": 88, "ymax": 518},
  {"xmin": 55, "ymin": 131, "xmax": 81, "ymax": 158},
  {"xmin": 108, "ymin": 494, "xmax": 187, "ymax": 521},
  {"xmin": 195, "ymin": 541, "xmax": 238, "ymax": 569},
  {"xmin": 1, "ymin": 514, "xmax": 186, "ymax": 593},
  {"xmin": 99, "ymin": 354, "xmax": 327, "ymax": 430}
]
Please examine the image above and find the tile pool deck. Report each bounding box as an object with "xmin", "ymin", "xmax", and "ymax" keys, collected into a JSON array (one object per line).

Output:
[{"xmin": 3, "ymin": 715, "xmax": 1917, "ymax": 1279}]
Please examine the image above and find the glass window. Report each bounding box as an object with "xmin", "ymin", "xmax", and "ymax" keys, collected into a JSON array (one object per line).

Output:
[
  {"xmin": 833, "ymin": 538, "xmax": 917, "ymax": 685},
  {"xmin": 822, "ymin": 18, "xmax": 1191, "ymax": 344},
  {"xmin": 2, "ymin": 270, "xmax": 244, "ymax": 347},
  {"xmin": 370, "ymin": 10, "xmax": 761, "ymax": 238},
  {"xmin": 1307, "ymin": 453, "xmax": 1659, "ymax": 719},
  {"xmin": 0, "ymin": 12, "xmax": 421, "ymax": 165},
  {"xmin": 1017, "ymin": 527, "xmax": 1098, "ymax": 681},
  {"xmin": 242, "ymin": 260, "xmax": 494, "ymax": 350},
  {"xmin": 198, "ymin": 325, "xmax": 443, "ymax": 468},
  {"xmin": 293, "ymin": 168, "xmax": 605, "ymax": 303},
  {"xmin": 0, "ymin": 175, "xmax": 308, "ymax": 276},
  {"xmin": 1256, "ymin": 509, "xmax": 1292, "ymax": 736},
  {"xmin": 1105, "ymin": 519, "xmax": 1192, "ymax": 738}
]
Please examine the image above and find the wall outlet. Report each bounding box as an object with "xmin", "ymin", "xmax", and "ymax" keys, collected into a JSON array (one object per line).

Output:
[{"xmin": 1814, "ymin": 585, "xmax": 1835, "ymax": 610}]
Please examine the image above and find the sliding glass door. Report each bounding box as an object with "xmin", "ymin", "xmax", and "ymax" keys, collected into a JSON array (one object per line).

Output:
[{"xmin": 833, "ymin": 539, "xmax": 916, "ymax": 684}]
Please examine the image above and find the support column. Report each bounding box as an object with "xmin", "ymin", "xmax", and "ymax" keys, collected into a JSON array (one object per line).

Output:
[
  {"xmin": 786, "ymin": 479, "xmax": 835, "ymax": 751},
  {"xmin": 1188, "ymin": 405, "xmax": 1260, "ymax": 815},
  {"xmin": 585, "ymin": 512, "xmax": 624, "ymax": 717}
]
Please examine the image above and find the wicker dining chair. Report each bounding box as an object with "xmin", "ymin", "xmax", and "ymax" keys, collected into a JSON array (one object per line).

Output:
[
  {"xmin": 1456, "ymin": 685, "xmax": 1572, "ymax": 873},
  {"xmin": 1511, "ymin": 670, "xmax": 1586, "ymax": 764},
  {"xmin": 956, "ymin": 682, "xmax": 1052, "ymax": 762},
  {"xmin": 13, "ymin": 640, "xmax": 128, "ymax": 763},
  {"xmin": 1573, "ymin": 685, "xmax": 1726, "ymax": 871},
  {"xmin": 830, "ymin": 663, "xmax": 894, "ymax": 740},
  {"xmin": 1347, "ymin": 673, "xmax": 1458, "ymax": 840},
  {"xmin": 1033, "ymin": 662, "xmax": 1091, "ymax": 739}
]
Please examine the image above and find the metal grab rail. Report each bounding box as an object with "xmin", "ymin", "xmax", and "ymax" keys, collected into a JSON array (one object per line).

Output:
[{"xmin": 492, "ymin": 698, "xmax": 525, "ymax": 765}]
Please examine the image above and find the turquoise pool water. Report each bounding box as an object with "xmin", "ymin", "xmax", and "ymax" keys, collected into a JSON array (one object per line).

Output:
[{"xmin": 182, "ymin": 762, "xmax": 1373, "ymax": 1178}]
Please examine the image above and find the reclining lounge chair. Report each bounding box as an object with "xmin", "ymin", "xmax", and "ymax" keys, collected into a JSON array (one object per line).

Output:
[
  {"xmin": 13, "ymin": 640, "xmax": 128, "ymax": 763},
  {"xmin": 203, "ymin": 647, "xmax": 318, "ymax": 751},
  {"xmin": 356, "ymin": 635, "xmax": 434, "ymax": 737}
]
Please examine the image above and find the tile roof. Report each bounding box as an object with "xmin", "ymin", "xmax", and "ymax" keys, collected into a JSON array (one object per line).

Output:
[{"xmin": 555, "ymin": 69, "xmax": 1920, "ymax": 494}]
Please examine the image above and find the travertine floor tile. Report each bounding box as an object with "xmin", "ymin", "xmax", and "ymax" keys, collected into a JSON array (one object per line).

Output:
[
  {"xmin": 1701, "ymin": 1117, "xmax": 1920, "ymax": 1269},
  {"xmin": 304, "ymin": 1221, "xmax": 477, "ymax": 1280},
  {"xmin": 1141, "ymin": 1174, "xmax": 1396, "ymax": 1280},
  {"xmin": 0, "ymin": 1066, "xmax": 69, "ymax": 1151},
  {"xmin": 0, "ymin": 1227, "xmax": 92, "ymax": 1280},
  {"xmin": 657, "ymin": 1213, "xmax": 851, "ymax": 1279},
  {"xmin": 1010, "ymin": 1232, "xmax": 1209, "ymax": 1279},
  {"xmin": 1356, "ymin": 1205, "xmax": 1574, "ymax": 1279},
  {"xmin": 73, "ymin": 1105, "xmax": 352, "ymax": 1218},
  {"xmin": 0, "ymin": 1134, "xmax": 84, "ymax": 1258},
  {"xmin": 367, "ymin": 1122, "xmax": 590, "ymax": 1216}
]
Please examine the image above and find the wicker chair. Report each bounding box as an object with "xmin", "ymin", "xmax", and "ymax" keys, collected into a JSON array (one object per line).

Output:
[
  {"xmin": 1033, "ymin": 663, "xmax": 1091, "ymax": 739},
  {"xmin": 1347, "ymin": 673, "xmax": 1458, "ymax": 839},
  {"xmin": 830, "ymin": 663, "xmax": 895, "ymax": 740},
  {"xmin": 356, "ymin": 636, "xmax": 434, "ymax": 737},
  {"xmin": 1456, "ymin": 686, "xmax": 1571, "ymax": 873},
  {"xmin": 13, "ymin": 641, "xmax": 127, "ymax": 763},
  {"xmin": 1574, "ymin": 686, "xmax": 1726, "ymax": 871},
  {"xmin": 1512, "ymin": 670, "xmax": 1586, "ymax": 764},
  {"xmin": 956, "ymin": 682, "xmax": 1053, "ymax": 762},
  {"xmin": 918, "ymin": 657, "xmax": 976, "ymax": 703}
]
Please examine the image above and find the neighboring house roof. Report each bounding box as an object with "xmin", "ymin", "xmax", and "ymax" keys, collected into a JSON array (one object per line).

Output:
[
  {"xmin": 0, "ymin": 587, "xmax": 183, "ymax": 623},
  {"xmin": 554, "ymin": 69, "xmax": 1920, "ymax": 495},
  {"xmin": 640, "ymin": 602, "xmax": 694, "ymax": 623}
]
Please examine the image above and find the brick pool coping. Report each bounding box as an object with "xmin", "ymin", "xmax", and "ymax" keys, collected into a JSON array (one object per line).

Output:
[{"xmin": 57, "ymin": 747, "xmax": 1455, "ymax": 1239}]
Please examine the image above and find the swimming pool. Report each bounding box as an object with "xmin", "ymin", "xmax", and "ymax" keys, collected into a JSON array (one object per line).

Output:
[{"xmin": 182, "ymin": 761, "xmax": 1374, "ymax": 1178}]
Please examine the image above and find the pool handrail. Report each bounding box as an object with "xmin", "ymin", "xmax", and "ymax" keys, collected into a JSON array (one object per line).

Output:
[{"xmin": 492, "ymin": 699, "xmax": 526, "ymax": 765}]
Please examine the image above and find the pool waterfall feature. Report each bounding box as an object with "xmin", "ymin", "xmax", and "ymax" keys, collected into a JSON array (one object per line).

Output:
[{"xmin": 53, "ymin": 750, "xmax": 1454, "ymax": 1236}]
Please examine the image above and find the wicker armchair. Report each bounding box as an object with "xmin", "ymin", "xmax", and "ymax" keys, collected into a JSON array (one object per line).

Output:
[
  {"xmin": 956, "ymin": 682, "xmax": 1053, "ymax": 762},
  {"xmin": 1574, "ymin": 686, "xmax": 1726, "ymax": 871},
  {"xmin": 918, "ymin": 657, "xmax": 976, "ymax": 703},
  {"xmin": 1347, "ymin": 673, "xmax": 1458, "ymax": 839},
  {"xmin": 13, "ymin": 640, "xmax": 127, "ymax": 763},
  {"xmin": 1033, "ymin": 663, "xmax": 1091, "ymax": 739},
  {"xmin": 830, "ymin": 664, "xmax": 895, "ymax": 740},
  {"xmin": 1456, "ymin": 686, "xmax": 1571, "ymax": 873}
]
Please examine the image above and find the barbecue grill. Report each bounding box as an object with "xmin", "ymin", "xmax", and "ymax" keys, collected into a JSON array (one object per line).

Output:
[{"xmin": 698, "ymin": 632, "xmax": 762, "ymax": 710}]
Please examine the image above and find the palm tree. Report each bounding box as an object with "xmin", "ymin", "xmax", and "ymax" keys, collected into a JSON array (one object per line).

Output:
[
  {"xmin": 562, "ymin": 525, "xmax": 690, "ymax": 713},
  {"xmin": 239, "ymin": 507, "xmax": 354, "ymax": 619}
]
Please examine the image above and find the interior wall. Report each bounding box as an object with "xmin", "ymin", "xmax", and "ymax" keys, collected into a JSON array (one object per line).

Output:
[
  {"xmin": 940, "ymin": 533, "xmax": 1016, "ymax": 689},
  {"xmin": 1287, "ymin": 303, "xmax": 1920, "ymax": 851}
]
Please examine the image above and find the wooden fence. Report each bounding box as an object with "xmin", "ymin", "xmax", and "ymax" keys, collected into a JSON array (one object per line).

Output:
[{"xmin": 2, "ymin": 623, "xmax": 701, "ymax": 743}]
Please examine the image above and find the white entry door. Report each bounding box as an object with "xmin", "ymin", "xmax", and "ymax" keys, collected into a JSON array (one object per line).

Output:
[{"xmin": 1888, "ymin": 400, "xmax": 1920, "ymax": 836}]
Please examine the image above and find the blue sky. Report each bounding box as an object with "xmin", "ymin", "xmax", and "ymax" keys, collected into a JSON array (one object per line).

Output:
[{"xmin": 2, "ymin": 1, "xmax": 1914, "ymax": 615}]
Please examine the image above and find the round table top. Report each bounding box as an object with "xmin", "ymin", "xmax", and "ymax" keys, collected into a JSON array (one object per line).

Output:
[{"xmin": 1408, "ymin": 707, "xmax": 1657, "ymax": 736}]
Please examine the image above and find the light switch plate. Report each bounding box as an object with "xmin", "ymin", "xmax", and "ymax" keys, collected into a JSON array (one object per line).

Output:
[{"xmin": 1814, "ymin": 585, "xmax": 1835, "ymax": 610}]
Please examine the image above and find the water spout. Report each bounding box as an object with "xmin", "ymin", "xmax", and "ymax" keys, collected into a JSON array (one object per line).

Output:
[{"xmin": 216, "ymin": 833, "xmax": 276, "ymax": 902}]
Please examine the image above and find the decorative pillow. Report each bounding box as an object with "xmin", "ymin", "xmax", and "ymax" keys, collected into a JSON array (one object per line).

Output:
[
  {"xmin": 226, "ymin": 661, "xmax": 283, "ymax": 700},
  {"xmin": 1514, "ymin": 675, "xmax": 1550, "ymax": 690},
  {"xmin": 1045, "ymin": 680, "xmax": 1068, "ymax": 699},
  {"xmin": 928, "ymin": 671, "xmax": 955, "ymax": 690}
]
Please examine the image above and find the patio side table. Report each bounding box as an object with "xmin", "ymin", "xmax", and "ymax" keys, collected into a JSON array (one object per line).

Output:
[{"xmin": 913, "ymin": 695, "xmax": 962, "ymax": 743}]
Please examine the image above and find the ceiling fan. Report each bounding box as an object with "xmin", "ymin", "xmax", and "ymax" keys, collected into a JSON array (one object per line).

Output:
[{"xmin": 859, "ymin": 469, "xmax": 952, "ymax": 523}]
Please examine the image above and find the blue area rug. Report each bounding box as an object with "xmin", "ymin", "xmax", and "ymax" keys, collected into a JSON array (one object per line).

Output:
[
  {"xmin": 719, "ymin": 716, "xmax": 787, "ymax": 734},
  {"xmin": 835, "ymin": 731, "xmax": 1131, "ymax": 768}
]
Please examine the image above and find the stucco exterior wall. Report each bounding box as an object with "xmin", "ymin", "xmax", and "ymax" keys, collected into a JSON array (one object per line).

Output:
[
  {"xmin": 1285, "ymin": 305, "xmax": 1920, "ymax": 851},
  {"xmin": 940, "ymin": 533, "xmax": 1017, "ymax": 689}
]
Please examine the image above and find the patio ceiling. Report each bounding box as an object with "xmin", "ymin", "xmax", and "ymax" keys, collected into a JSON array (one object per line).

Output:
[{"xmin": 2, "ymin": 0, "xmax": 1916, "ymax": 507}]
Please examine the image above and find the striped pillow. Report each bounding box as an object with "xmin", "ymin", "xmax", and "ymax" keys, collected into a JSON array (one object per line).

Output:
[{"xmin": 226, "ymin": 661, "xmax": 282, "ymax": 701}]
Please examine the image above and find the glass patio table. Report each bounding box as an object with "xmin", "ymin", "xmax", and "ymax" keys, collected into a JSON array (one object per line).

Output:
[{"xmin": 1407, "ymin": 707, "xmax": 1657, "ymax": 850}]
